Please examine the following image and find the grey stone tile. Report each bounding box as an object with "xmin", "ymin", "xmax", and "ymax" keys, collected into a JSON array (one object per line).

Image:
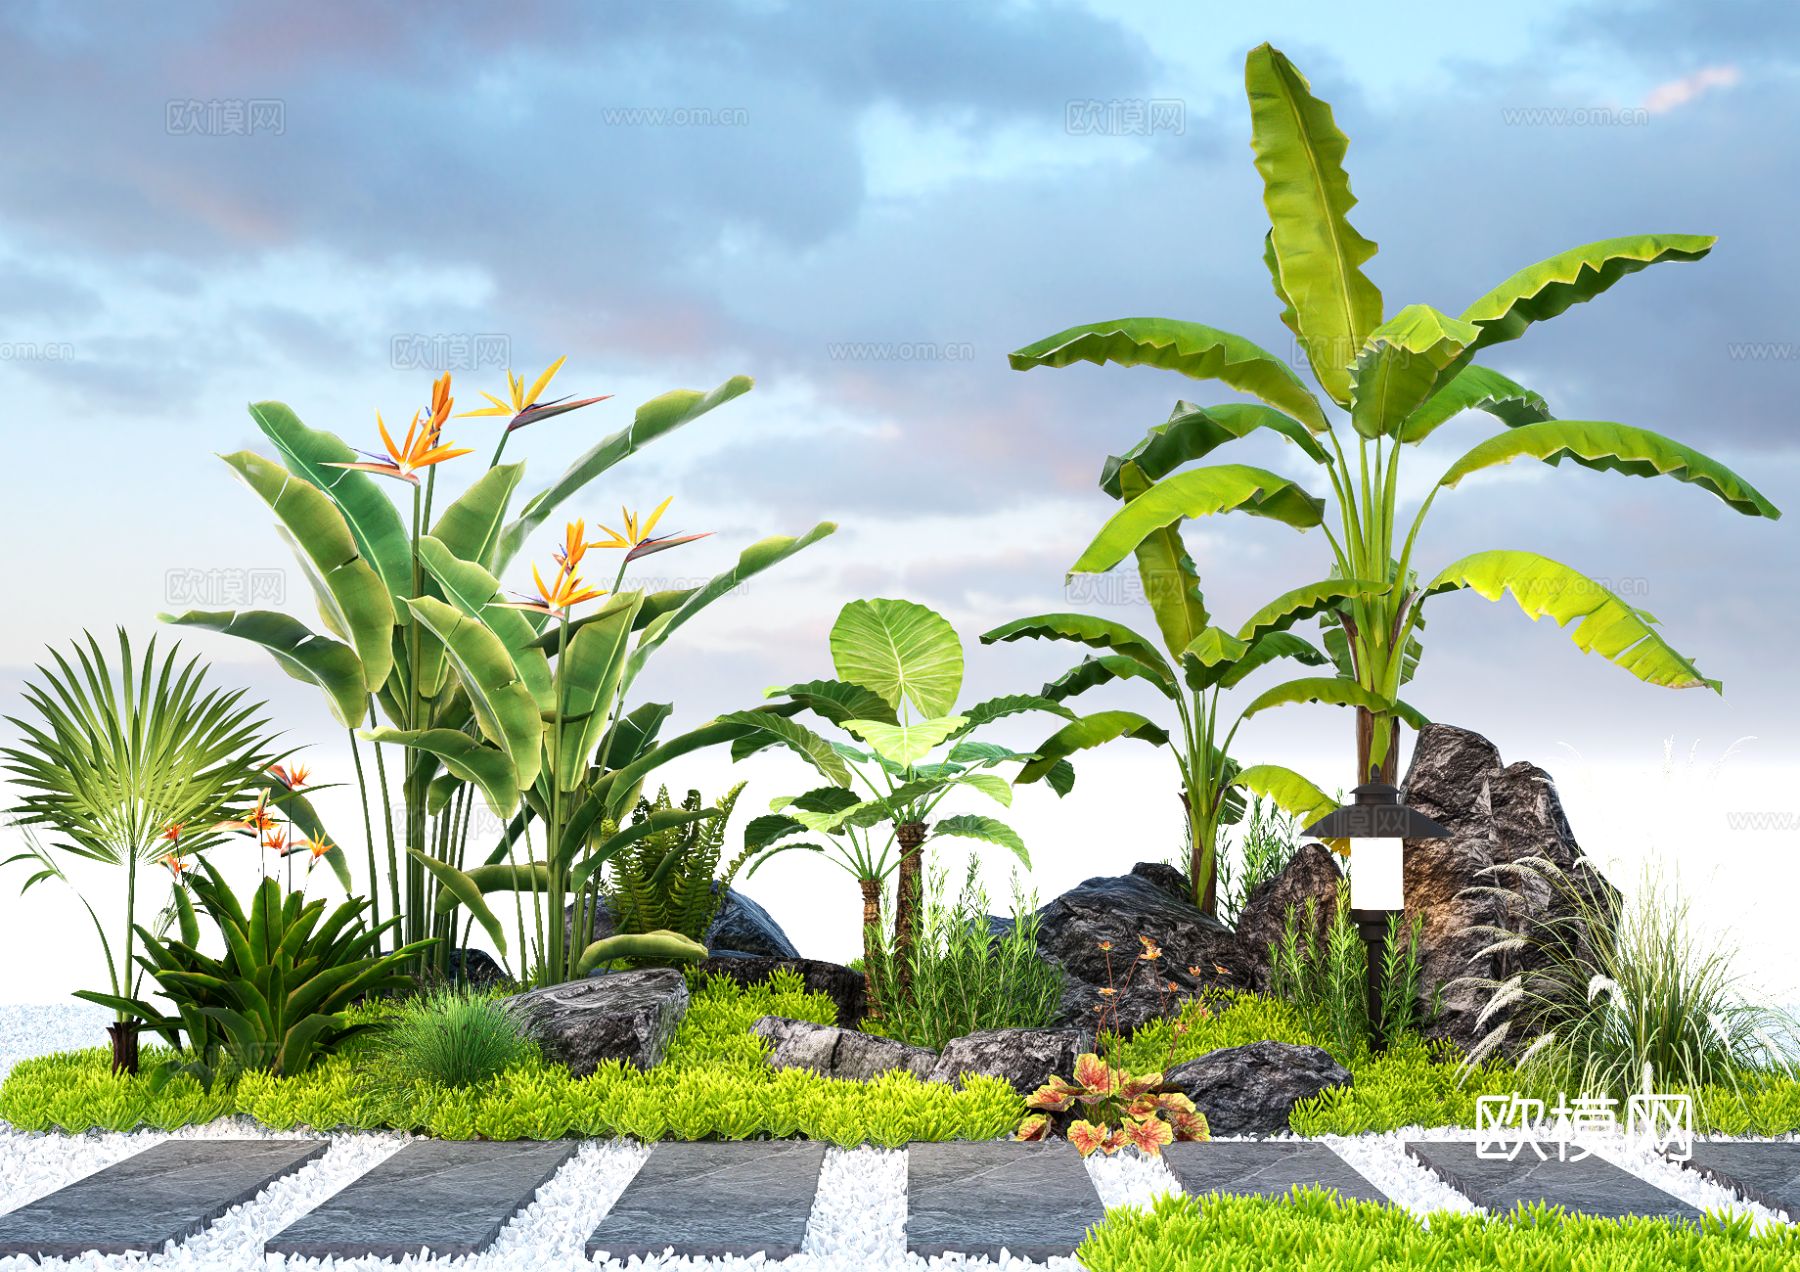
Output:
[
  {"xmin": 586, "ymin": 1140, "xmax": 827, "ymax": 1260},
  {"xmin": 906, "ymin": 1140, "xmax": 1106, "ymax": 1260},
  {"xmin": 1680, "ymin": 1141, "xmax": 1800, "ymax": 1219},
  {"xmin": 265, "ymin": 1139, "xmax": 577, "ymax": 1259},
  {"xmin": 1406, "ymin": 1141, "xmax": 1699, "ymax": 1221},
  {"xmin": 1164, "ymin": 1140, "xmax": 1387, "ymax": 1203},
  {"xmin": 0, "ymin": 1138, "xmax": 327, "ymax": 1258}
]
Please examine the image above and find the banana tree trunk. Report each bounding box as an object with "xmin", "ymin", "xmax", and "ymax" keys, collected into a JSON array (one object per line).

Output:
[
  {"xmin": 891, "ymin": 820, "xmax": 928, "ymax": 994},
  {"xmin": 858, "ymin": 876, "xmax": 883, "ymax": 1019},
  {"xmin": 1355, "ymin": 707, "xmax": 1400, "ymax": 785},
  {"xmin": 1181, "ymin": 791, "xmax": 1218, "ymax": 918}
]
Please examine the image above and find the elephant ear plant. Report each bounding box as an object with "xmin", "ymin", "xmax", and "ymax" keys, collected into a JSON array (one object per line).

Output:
[
  {"xmin": 1007, "ymin": 42, "xmax": 1781, "ymax": 787},
  {"xmin": 161, "ymin": 360, "xmax": 833, "ymax": 983},
  {"xmin": 3, "ymin": 631, "xmax": 282, "ymax": 1073},
  {"xmin": 727, "ymin": 597, "xmax": 1086, "ymax": 996},
  {"xmin": 984, "ymin": 455, "xmax": 1376, "ymax": 916}
]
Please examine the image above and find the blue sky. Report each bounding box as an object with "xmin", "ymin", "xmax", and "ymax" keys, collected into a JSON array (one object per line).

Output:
[{"xmin": 1, "ymin": 1, "xmax": 1797, "ymax": 987}]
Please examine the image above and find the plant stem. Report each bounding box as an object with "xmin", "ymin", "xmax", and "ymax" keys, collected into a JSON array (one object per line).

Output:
[{"xmin": 349, "ymin": 723, "xmax": 382, "ymax": 945}]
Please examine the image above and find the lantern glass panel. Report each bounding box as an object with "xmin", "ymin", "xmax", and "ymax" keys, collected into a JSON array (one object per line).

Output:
[{"xmin": 1350, "ymin": 836, "xmax": 1404, "ymax": 912}]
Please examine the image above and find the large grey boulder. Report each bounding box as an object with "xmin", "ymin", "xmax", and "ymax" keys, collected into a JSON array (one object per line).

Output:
[
  {"xmin": 1035, "ymin": 870, "xmax": 1242, "ymax": 1035},
  {"xmin": 1231, "ymin": 843, "xmax": 1344, "ymax": 994},
  {"xmin": 566, "ymin": 885, "xmax": 800, "ymax": 960},
  {"xmin": 1399, "ymin": 723, "xmax": 1621, "ymax": 1052},
  {"xmin": 500, "ymin": 968, "xmax": 688, "ymax": 1076},
  {"xmin": 694, "ymin": 954, "xmax": 868, "ymax": 1029},
  {"xmin": 926, "ymin": 1026, "xmax": 1095, "ymax": 1095},
  {"xmin": 1164, "ymin": 1041, "xmax": 1351, "ymax": 1136},
  {"xmin": 751, "ymin": 1016, "xmax": 937, "ymax": 1081}
]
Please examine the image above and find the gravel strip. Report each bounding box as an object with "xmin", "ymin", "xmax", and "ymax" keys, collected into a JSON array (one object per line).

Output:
[{"xmin": 0, "ymin": 1003, "xmax": 112, "ymax": 1085}]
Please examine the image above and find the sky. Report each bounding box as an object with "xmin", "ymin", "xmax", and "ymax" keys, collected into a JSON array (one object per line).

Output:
[{"xmin": 0, "ymin": 0, "xmax": 1795, "ymax": 1005}]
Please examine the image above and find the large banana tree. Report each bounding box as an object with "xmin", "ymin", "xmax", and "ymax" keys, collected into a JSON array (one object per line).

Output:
[
  {"xmin": 163, "ymin": 364, "xmax": 831, "ymax": 977},
  {"xmin": 983, "ymin": 460, "xmax": 1373, "ymax": 915},
  {"xmin": 1008, "ymin": 44, "xmax": 1781, "ymax": 785},
  {"xmin": 723, "ymin": 598, "xmax": 1083, "ymax": 990}
]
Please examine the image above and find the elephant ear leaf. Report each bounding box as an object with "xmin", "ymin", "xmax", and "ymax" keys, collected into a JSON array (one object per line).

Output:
[
  {"xmin": 1459, "ymin": 233, "xmax": 1715, "ymax": 353},
  {"xmin": 1347, "ymin": 305, "xmax": 1480, "ymax": 440},
  {"xmin": 1436, "ymin": 420, "xmax": 1780, "ymax": 519},
  {"xmin": 843, "ymin": 715, "xmax": 968, "ymax": 768},
  {"xmin": 1424, "ymin": 549, "xmax": 1720, "ymax": 691},
  {"xmin": 830, "ymin": 597, "xmax": 964, "ymax": 718},
  {"xmin": 1245, "ymin": 42, "xmax": 1383, "ymax": 407}
]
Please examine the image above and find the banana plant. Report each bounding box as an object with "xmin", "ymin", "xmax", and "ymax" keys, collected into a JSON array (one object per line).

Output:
[
  {"xmin": 983, "ymin": 459, "xmax": 1374, "ymax": 915},
  {"xmin": 722, "ymin": 597, "xmax": 1085, "ymax": 991},
  {"xmin": 1007, "ymin": 43, "xmax": 1781, "ymax": 786},
  {"xmin": 160, "ymin": 361, "xmax": 806, "ymax": 977}
]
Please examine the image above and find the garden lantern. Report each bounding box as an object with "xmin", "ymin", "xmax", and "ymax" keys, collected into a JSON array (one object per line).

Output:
[{"xmin": 1303, "ymin": 772, "xmax": 1450, "ymax": 1048}]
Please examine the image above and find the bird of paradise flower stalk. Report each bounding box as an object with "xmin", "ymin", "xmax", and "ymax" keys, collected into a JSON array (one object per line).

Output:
[
  {"xmin": 458, "ymin": 357, "xmax": 612, "ymax": 467},
  {"xmin": 591, "ymin": 496, "xmax": 711, "ymax": 567}
]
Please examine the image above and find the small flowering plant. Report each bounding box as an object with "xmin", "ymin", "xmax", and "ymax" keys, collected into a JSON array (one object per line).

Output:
[{"xmin": 1016, "ymin": 1051, "xmax": 1209, "ymax": 1157}]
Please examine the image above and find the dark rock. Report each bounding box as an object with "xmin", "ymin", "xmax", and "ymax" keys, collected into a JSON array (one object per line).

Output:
[
  {"xmin": 445, "ymin": 947, "xmax": 506, "ymax": 989},
  {"xmin": 566, "ymin": 885, "xmax": 799, "ymax": 960},
  {"xmin": 750, "ymin": 1016, "xmax": 937, "ymax": 1081},
  {"xmin": 694, "ymin": 954, "xmax": 868, "ymax": 1029},
  {"xmin": 500, "ymin": 968, "xmax": 688, "ymax": 1076},
  {"xmin": 1129, "ymin": 861, "xmax": 1194, "ymax": 904},
  {"xmin": 1398, "ymin": 723, "xmax": 1622, "ymax": 1052},
  {"xmin": 1232, "ymin": 843, "xmax": 1344, "ymax": 994},
  {"xmin": 1164, "ymin": 1041, "xmax": 1351, "ymax": 1136},
  {"xmin": 926, "ymin": 1026, "xmax": 1095, "ymax": 1095},
  {"xmin": 1034, "ymin": 869, "xmax": 1242, "ymax": 1035}
]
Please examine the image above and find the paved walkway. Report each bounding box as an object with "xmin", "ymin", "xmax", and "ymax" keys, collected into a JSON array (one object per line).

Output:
[{"xmin": 0, "ymin": 1137, "xmax": 1791, "ymax": 1261}]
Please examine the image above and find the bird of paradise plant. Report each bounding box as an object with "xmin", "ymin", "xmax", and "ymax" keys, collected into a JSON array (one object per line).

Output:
[
  {"xmin": 1006, "ymin": 43, "xmax": 1780, "ymax": 788},
  {"xmin": 167, "ymin": 359, "xmax": 826, "ymax": 980}
]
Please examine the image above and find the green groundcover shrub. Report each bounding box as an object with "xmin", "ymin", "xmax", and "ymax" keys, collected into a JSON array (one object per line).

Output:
[
  {"xmin": 1077, "ymin": 1189, "xmax": 1800, "ymax": 1272},
  {"xmin": 7, "ymin": 975, "xmax": 1799, "ymax": 1142}
]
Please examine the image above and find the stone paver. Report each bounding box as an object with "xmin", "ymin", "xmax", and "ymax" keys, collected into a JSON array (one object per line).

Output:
[
  {"xmin": 1164, "ymin": 1140, "xmax": 1386, "ymax": 1203},
  {"xmin": 265, "ymin": 1139, "xmax": 577, "ymax": 1259},
  {"xmin": 587, "ymin": 1140, "xmax": 827, "ymax": 1260},
  {"xmin": 1406, "ymin": 1141, "xmax": 1699, "ymax": 1221},
  {"xmin": 1679, "ymin": 1141, "xmax": 1800, "ymax": 1219},
  {"xmin": 0, "ymin": 1138, "xmax": 327, "ymax": 1258},
  {"xmin": 906, "ymin": 1140, "xmax": 1106, "ymax": 1260}
]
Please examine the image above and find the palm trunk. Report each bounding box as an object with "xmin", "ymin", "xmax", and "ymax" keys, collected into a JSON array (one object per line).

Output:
[
  {"xmin": 858, "ymin": 877, "xmax": 883, "ymax": 1019},
  {"xmin": 1355, "ymin": 708, "xmax": 1400, "ymax": 785},
  {"xmin": 107, "ymin": 1021, "xmax": 141, "ymax": 1076},
  {"xmin": 891, "ymin": 821, "xmax": 928, "ymax": 994}
]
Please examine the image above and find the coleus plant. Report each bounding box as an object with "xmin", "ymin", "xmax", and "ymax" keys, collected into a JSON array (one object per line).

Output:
[{"xmin": 1017, "ymin": 1051, "xmax": 1209, "ymax": 1157}]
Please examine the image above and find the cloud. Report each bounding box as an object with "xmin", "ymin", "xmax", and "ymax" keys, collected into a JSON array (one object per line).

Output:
[{"xmin": 1643, "ymin": 64, "xmax": 1742, "ymax": 113}]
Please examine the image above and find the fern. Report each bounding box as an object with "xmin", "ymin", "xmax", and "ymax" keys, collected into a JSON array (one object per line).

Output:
[{"xmin": 604, "ymin": 784, "xmax": 747, "ymax": 953}]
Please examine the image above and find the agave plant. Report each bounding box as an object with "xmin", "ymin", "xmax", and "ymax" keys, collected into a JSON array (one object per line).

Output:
[
  {"xmin": 1008, "ymin": 43, "xmax": 1781, "ymax": 785},
  {"xmin": 2, "ymin": 632, "xmax": 281, "ymax": 1071},
  {"xmin": 93, "ymin": 859, "xmax": 432, "ymax": 1079},
  {"xmin": 726, "ymin": 598, "xmax": 1086, "ymax": 989},
  {"xmin": 164, "ymin": 362, "xmax": 833, "ymax": 980}
]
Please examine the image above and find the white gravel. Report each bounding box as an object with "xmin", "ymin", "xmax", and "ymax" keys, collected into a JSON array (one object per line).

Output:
[{"xmin": 0, "ymin": 1002, "xmax": 112, "ymax": 1083}]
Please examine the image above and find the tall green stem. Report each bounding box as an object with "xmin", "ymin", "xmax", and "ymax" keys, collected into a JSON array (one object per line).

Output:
[{"xmin": 348, "ymin": 723, "xmax": 382, "ymax": 945}]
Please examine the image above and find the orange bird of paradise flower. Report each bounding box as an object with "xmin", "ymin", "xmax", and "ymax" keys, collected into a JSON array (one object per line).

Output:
[
  {"xmin": 162, "ymin": 824, "xmax": 183, "ymax": 844},
  {"xmin": 301, "ymin": 834, "xmax": 334, "ymax": 862},
  {"xmin": 591, "ymin": 496, "xmax": 710, "ymax": 562},
  {"xmin": 500, "ymin": 559, "xmax": 608, "ymax": 616},
  {"xmin": 552, "ymin": 518, "xmax": 594, "ymax": 571},
  {"xmin": 457, "ymin": 357, "xmax": 611, "ymax": 432},
  {"xmin": 263, "ymin": 826, "xmax": 290, "ymax": 856},
  {"xmin": 268, "ymin": 762, "xmax": 311, "ymax": 790},
  {"xmin": 328, "ymin": 373, "xmax": 471, "ymax": 483},
  {"xmin": 217, "ymin": 791, "xmax": 277, "ymax": 836},
  {"xmin": 161, "ymin": 853, "xmax": 189, "ymax": 879}
]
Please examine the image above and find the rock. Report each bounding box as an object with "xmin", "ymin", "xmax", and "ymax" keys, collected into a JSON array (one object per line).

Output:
[
  {"xmin": 1232, "ymin": 844, "xmax": 1344, "ymax": 994},
  {"xmin": 694, "ymin": 954, "xmax": 868, "ymax": 1029},
  {"xmin": 926, "ymin": 1026, "xmax": 1095, "ymax": 1095},
  {"xmin": 566, "ymin": 885, "xmax": 799, "ymax": 960},
  {"xmin": 1034, "ymin": 869, "xmax": 1243, "ymax": 1035},
  {"xmin": 1129, "ymin": 861, "xmax": 1193, "ymax": 904},
  {"xmin": 1398, "ymin": 723, "xmax": 1621, "ymax": 1052},
  {"xmin": 499, "ymin": 968, "xmax": 688, "ymax": 1076},
  {"xmin": 1164, "ymin": 1041, "xmax": 1351, "ymax": 1136},
  {"xmin": 751, "ymin": 1016, "xmax": 937, "ymax": 1081},
  {"xmin": 445, "ymin": 947, "xmax": 507, "ymax": 989}
]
